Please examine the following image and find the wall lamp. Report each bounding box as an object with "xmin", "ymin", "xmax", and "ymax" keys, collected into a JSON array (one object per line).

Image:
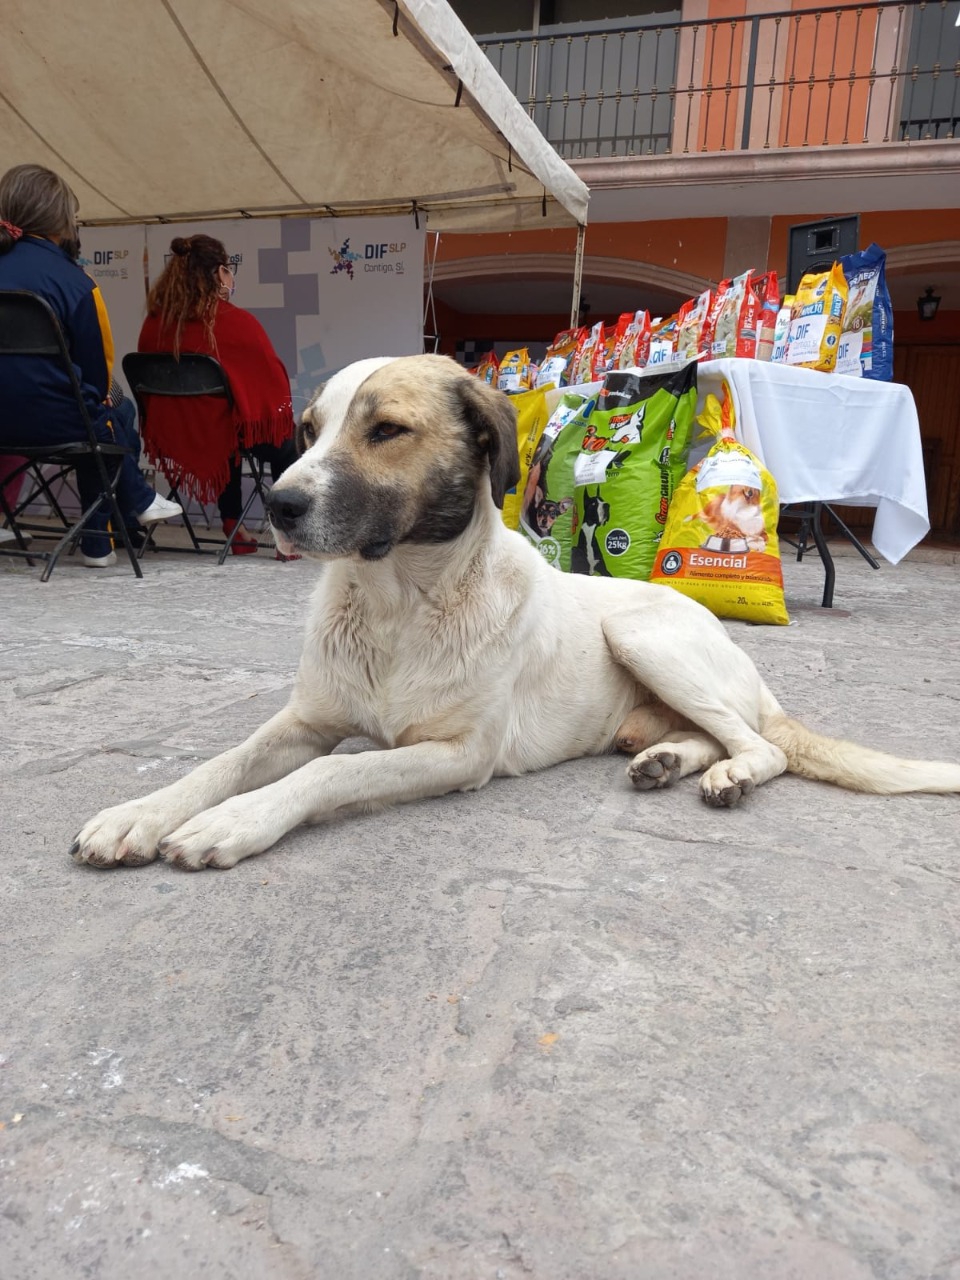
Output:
[{"xmin": 917, "ymin": 286, "xmax": 941, "ymax": 322}]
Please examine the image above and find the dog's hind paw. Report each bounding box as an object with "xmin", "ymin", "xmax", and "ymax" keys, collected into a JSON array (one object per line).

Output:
[
  {"xmin": 627, "ymin": 749, "xmax": 682, "ymax": 791},
  {"xmin": 699, "ymin": 762, "xmax": 756, "ymax": 807}
]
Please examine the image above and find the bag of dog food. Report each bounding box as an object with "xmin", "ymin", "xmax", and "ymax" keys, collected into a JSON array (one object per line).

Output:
[
  {"xmin": 569, "ymin": 362, "xmax": 698, "ymax": 580},
  {"xmin": 498, "ymin": 348, "xmax": 534, "ymax": 393},
  {"xmin": 711, "ymin": 270, "xmax": 752, "ymax": 359},
  {"xmin": 677, "ymin": 289, "xmax": 712, "ymax": 362},
  {"xmin": 770, "ymin": 295, "xmax": 794, "ymax": 363},
  {"xmin": 536, "ymin": 327, "xmax": 586, "ymax": 389},
  {"xmin": 786, "ymin": 264, "xmax": 848, "ymax": 372},
  {"xmin": 699, "ymin": 280, "xmax": 729, "ymax": 360},
  {"xmin": 748, "ymin": 271, "xmax": 781, "ymax": 361},
  {"xmin": 836, "ymin": 243, "xmax": 894, "ymax": 381},
  {"xmin": 519, "ymin": 386, "xmax": 601, "ymax": 570},
  {"xmin": 646, "ymin": 316, "xmax": 679, "ymax": 370},
  {"xmin": 650, "ymin": 383, "xmax": 789, "ymax": 625},
  {"xmin": 474, "ymin": 350, "xmax": 499, "ymax": 384},
  {"xmin": 501, "ymin": 386, "xmax": 551, "ymax": 531},
  {"xmin": 571, "ymin": 322, "xmax": 605, "ymax": 385},
  {"xmin": 613, "ymin": 310, "xmax": 652, "ymax": 370}
]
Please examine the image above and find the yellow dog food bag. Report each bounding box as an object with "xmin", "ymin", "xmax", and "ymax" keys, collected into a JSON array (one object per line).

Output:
[
  {"xmin": 501, "ymin": 386, "xmax": 551, "ymax": 531},
  {"xmin": 786, "ymin": 263, "xmax": 848, "ymax": 372},
  {"xmin": 650, "ymin": 384, "xmax": 789, "ymax": 625}
]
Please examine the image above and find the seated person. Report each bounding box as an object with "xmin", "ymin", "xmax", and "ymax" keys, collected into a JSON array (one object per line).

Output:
[
  {"xmin": 0, "ymin": 163, "xmax": 181, "ymax": 566},
  {"xmin": 138, "ymin": 235, "xmax": 296, "ymax": 555}
]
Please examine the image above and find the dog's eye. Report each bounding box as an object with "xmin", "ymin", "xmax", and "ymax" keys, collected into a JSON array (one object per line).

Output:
[{"xmin": 369, "ymin": 421, "xmax": 410, "ymax": 444}]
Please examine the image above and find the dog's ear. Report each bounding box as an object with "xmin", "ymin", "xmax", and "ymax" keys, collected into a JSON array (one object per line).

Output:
[{"xmin": 455, "ymin": 376, "xmax": 521, "ymax": 509}]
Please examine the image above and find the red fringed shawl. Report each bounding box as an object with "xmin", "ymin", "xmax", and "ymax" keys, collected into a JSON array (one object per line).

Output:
[{"xmin": 138, "ymin": 302, "xmax": 294, "ymax": 506}]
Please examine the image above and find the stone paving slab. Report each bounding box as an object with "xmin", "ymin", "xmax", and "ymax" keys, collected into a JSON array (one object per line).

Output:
[{"xmin": 1, "ymin": 544, "xmax": 958, "ymax": 1280}]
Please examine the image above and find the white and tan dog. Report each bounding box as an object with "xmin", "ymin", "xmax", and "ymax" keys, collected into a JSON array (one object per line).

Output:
[{"xmin": 73, "ymin": 355, "xmax": 960, "ymax": 871}]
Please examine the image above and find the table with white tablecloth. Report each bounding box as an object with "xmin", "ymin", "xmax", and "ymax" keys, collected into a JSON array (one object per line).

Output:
[
  {"xmin": 555, "ymin": 358, "xmax": 929, "ymax": 607},
  {"xmin": 698, "ymin": 359, "xmax": 929, "ymax": 566}
]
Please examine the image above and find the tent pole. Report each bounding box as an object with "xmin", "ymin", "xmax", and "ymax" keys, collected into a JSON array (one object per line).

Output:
[{"xmin": 570, "ymin": 223, "xmax": 586, "ymax": 328}]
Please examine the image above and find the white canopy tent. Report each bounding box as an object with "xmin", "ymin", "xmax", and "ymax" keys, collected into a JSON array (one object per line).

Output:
[{"xmin": 0, "ymin": 0, "xmax": 588, "ymax": 237}]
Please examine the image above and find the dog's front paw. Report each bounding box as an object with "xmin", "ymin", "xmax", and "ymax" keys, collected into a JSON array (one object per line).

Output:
[
  {"xmin": 158, "ymin": 797, "xmax": 279, "ymax": 872},
  {"xmin": 71, "ymin": 801, "xmax": 179, "ymax": 868},
  {"xmin": 699, "ymin": 761, "xmax": 756, "ymax": 808},
  {"xmin": 627, "ymin": 748, "xmax": 682, "ymax": 790}
]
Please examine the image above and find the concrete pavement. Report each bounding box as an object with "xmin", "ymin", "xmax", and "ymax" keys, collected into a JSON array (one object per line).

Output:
[{"xmin": 1, "ymin": 539, "xmax": 959, "ymax": 1279}]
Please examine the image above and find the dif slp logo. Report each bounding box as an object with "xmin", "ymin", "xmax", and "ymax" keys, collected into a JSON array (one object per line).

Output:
[
  {"xmin": 79, "ymin": 248, "xmax": 132, "ymax": 281},
  {"xmin": 329, "ymin": 238, "xmax": 407, "ymax": 280}
]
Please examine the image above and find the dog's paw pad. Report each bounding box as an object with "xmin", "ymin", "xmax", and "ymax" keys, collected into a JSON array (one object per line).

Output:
[
  {"xmin": 700, "ymin": 770, "xmax": 755, "ymax": 807},
  {"xmin": 628, "ymin": 750, "xmax": 681, "ymax": 791},
  {"xmin": 703, "ymin": 783, "xmax": 743, "ymax": 807}
]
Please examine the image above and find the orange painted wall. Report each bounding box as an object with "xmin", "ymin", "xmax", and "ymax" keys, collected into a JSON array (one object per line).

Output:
[
  {"xmin": 779, "ymin": 6, "xmax": 874, "ymax": 147},
  {"xmin": 694, "ymin": 0, "xmax": 885, "ymax": 151},
  {"xmin": 440, "ymin": 211, "xmax": 956, "ymax": 293},
  {"xmin": 767, "ymin": 209, "xmax": 960, "ymax": 276},
  {"xmin": 436, "ymin": 219, "xmax": 728, "ymax": 282}
]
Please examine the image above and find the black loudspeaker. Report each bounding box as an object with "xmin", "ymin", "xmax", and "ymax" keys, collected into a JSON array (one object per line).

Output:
[{"xmin": 786, "ymin": 216, "xmax": 860, "ymax": 293}]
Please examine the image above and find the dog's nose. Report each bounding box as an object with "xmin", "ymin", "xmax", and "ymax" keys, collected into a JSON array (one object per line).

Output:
[{"xmin": 266, "ymin": 486, "xmax": 311, "ymax": 532}]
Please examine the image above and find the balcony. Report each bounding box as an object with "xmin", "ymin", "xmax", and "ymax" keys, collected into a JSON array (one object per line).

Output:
[{"xmin": 477, "ymin": 0, "xmax": 958, "ymax": 159}]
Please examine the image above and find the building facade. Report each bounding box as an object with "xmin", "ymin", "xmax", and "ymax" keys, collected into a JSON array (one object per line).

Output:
[{"xmin": 431, "ymin": 0, "xmax": 960, "ymax": 536}]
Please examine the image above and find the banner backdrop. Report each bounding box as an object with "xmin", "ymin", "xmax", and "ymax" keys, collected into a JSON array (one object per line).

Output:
[
  {"xmin": 76, "ymin": 225, "xmax": 148, "ymax": 398},
  {"xmin": 30, "ymin": 217, "xmax": 424, "ymax": 520},
  {"xmin": 145, "ymin": 215, "xmax": 424, "ymax": 417}
]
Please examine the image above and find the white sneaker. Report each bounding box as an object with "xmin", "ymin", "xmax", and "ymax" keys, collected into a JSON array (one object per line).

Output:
[
  {"xmin": 0, "ymin": 527, "xmax": 17, "ymax": 544},
  {"xmin": 136, "ymin": 494, "xmax": 183, "ymax": 526},
  {"xmin": 82, "ymin": 550, "xmax": 118, "ymax": 567}
]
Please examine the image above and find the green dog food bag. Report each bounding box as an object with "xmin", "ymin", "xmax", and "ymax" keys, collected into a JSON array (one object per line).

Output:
[
  {"xmin": 569, "ymin": 362, "xmax": 698, "ymax": 580},
  {"xmin": 519, "ymin": 386, "xmax": 601, "ymax": 572}
]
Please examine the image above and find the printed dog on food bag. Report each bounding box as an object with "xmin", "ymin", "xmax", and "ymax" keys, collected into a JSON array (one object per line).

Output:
[
  {"xmin": 570, "ymin": 488, "xmax": 612, "ymax": 577},
  {"xmin": 72, "ymin": 354, "xmax": 960, "ymax": 871},
  {"xmin": 689, "ymin": 484, "xmax": 767, "ymax": 553}
]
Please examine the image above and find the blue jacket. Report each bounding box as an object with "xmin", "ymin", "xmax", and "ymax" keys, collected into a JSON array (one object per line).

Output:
[{"xmin": 0, "ymin": 235, "xmax": 116, "ymax": 445}]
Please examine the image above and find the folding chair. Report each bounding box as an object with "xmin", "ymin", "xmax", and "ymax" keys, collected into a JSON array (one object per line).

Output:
[
  {"xmin": 122, "ymin": 351, "xmax": 272, "ymax": 565},
  {"xmin": 0, "ymin": 290, "xmax": 142, "ymax": 581}
]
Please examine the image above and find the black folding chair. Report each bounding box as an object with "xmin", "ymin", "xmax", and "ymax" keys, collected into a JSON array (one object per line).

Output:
[
  {"xmin": 0, "ymin": 290, "xmax": 142, "ymax": 581},
  {"xmin": 123, "ymin": 351, "xmax": 272, "ymax": 565}
]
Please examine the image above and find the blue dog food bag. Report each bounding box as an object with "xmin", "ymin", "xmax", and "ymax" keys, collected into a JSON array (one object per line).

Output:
[{"xmin": 836, "ymin": 243, "xmax": 894, "ymax": 381}]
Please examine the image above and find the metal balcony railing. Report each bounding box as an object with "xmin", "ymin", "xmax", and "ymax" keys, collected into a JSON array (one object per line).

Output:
[{"xmin": 477, "ymin": 0, "xmax": 960, "ymax": 158}]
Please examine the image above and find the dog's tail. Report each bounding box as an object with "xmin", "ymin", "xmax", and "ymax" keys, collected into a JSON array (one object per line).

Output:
[{"xmin": 762, "ymin": 713, "xmax": 960, "ymax": 795}]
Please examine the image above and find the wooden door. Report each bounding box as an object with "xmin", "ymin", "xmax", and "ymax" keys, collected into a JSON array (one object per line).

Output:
[
  {"xmin": 898, "ymin": 345, "xmax": 960, "ymax": 535},
  {"xmin": 831, "ymin": 345, "xmax": 960, "ymax": 537}
]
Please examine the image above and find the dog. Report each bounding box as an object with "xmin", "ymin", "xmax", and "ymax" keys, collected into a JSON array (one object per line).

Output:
[{"xmin": 72, "ymin": 354, "xmax": 960, "ymax": 871}]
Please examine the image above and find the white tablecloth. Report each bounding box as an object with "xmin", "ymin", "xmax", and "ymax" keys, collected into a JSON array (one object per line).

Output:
[{"xmin": 697, "ymin": 359, "xmax": 929, "ymax": 565}]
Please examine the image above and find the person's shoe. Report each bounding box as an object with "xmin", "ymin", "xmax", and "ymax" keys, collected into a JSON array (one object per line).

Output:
[
  {"xmin": 82, "ymin": 550, "xmax": 118, "ymax": 568},
  {"xmin": 136, "ymin": 494, "xmax": 183, "ymax": 526},
  {"xmin": 0, "ymin": 526, "xmax": 18, "ymax": 544},
  {"xmin": 222, "ymin": 519, "xmax": 259, "ymax": 555}
]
